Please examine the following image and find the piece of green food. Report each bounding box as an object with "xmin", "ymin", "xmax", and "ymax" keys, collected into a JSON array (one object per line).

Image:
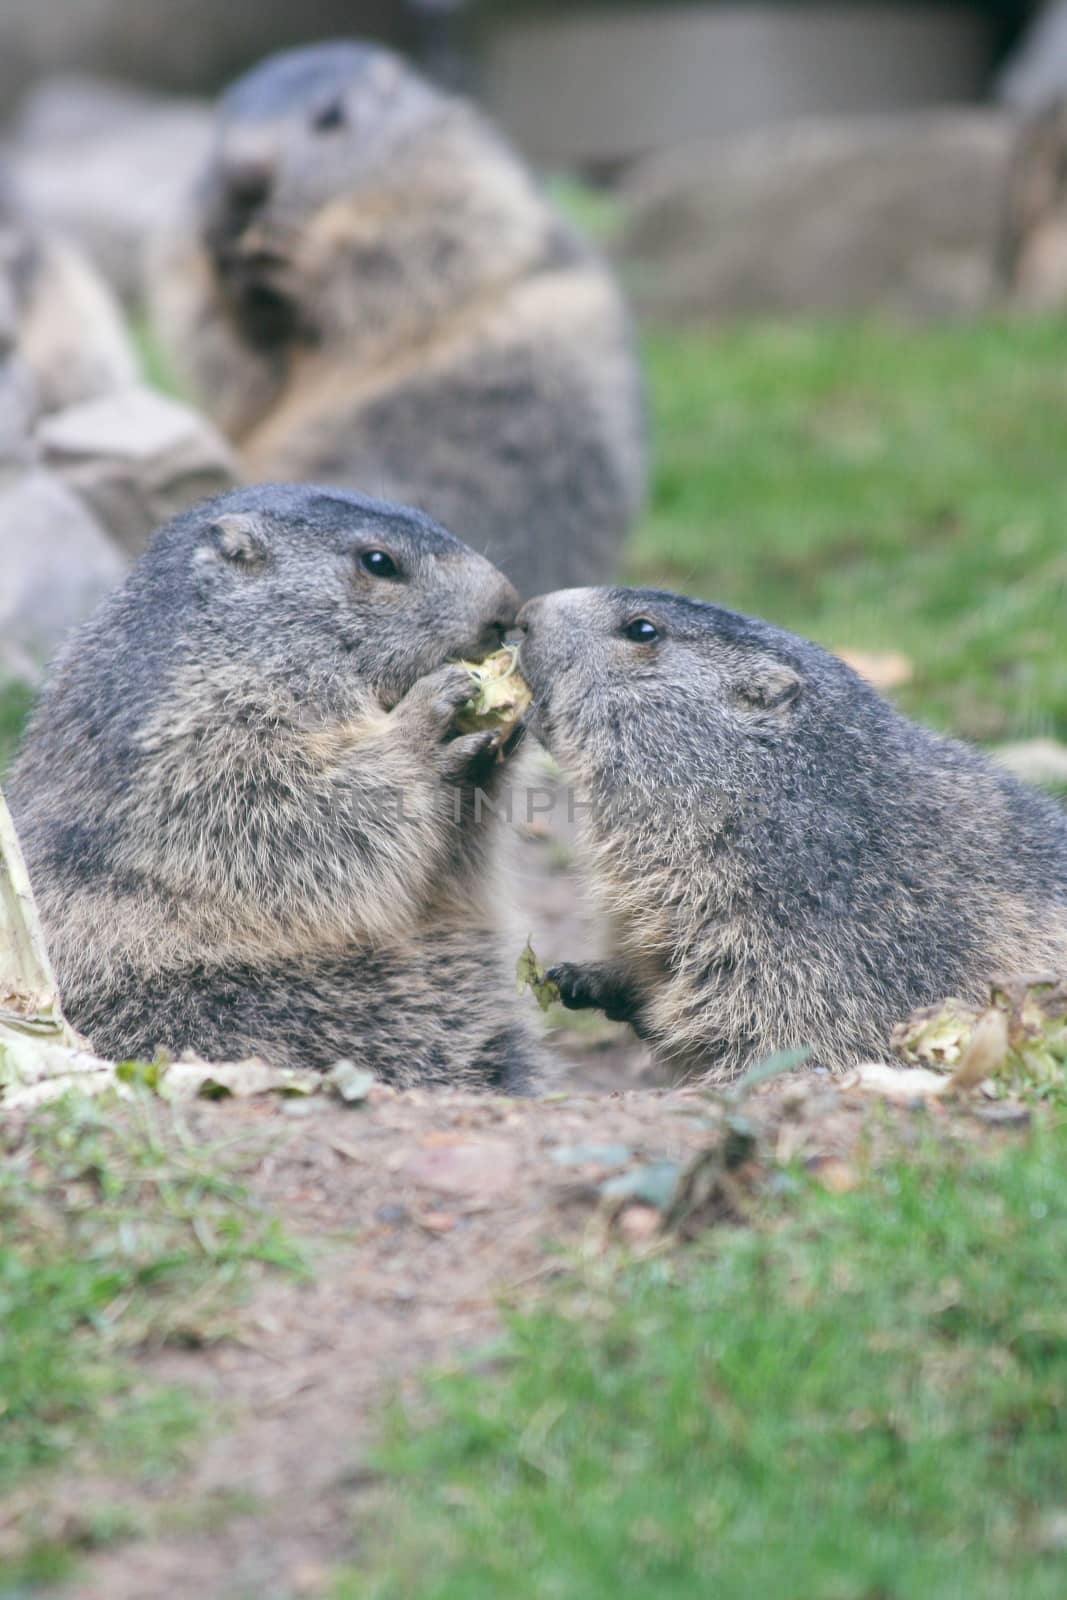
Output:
[
  {"xmin": 890, "ymin": 997, "xmax": 979, "ymax": 1070},
  {"xmin": 454, "ymin": 646, "xmax": 533, "ymax": 739},
  {"xmin": 516, "ymin": 938, "xmax": 561, "ymax": 1013},
  {"xmin": 892, "ymin": 978, "xmax": 1067, "ymax": 1094}
]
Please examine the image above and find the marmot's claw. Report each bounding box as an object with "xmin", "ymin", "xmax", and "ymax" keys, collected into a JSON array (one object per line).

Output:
[
  {"xmin": 547, "ymin": 962, "xmax": 597, "ymax": 1011},
  {"xmin": 439, "ymin": 728, "xmax": 500, "ymax": 780},
  {"xmin": 548, "ymin": 962, "xmax": 638, "ymax": 1023}
]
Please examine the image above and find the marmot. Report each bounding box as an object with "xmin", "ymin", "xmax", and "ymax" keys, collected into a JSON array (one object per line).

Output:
[
  {"xmin": 149, "ymin": 41, "xmax": 645, "ymax": 598},
  {"xmin": 0, "ymin": 167, "xmax": 137, "ymax": 417},
  {"xmin": 7, "ymin": 484, "xmax": 539, "ymax": 1089},
  {"xmin": 517, "ymin": 586, "xmax": 1067, "ymax": 1081}
]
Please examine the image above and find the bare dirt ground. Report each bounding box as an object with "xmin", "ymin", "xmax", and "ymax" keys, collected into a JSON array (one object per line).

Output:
[
  {"xmin": 63, "ymin": 1071, "xmax": 1025, "ymax": 1600},
  {"xmin": 18, "ymin": 817, "xmax": 1034, "ymax": 1600}
]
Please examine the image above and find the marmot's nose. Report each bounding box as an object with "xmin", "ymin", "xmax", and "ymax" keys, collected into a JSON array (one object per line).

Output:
[
  {"xmin": 516, "ymin": 597, "xmax": 544, "ymax": 632},
  {"xmin": 470, "ymin": 581, "xmax": 520, "ymax": 655},
  {"xmin": 224, "ymin": 155, "xmax": 275, "ymax": 217},
  {"xmin": 487, "ymin": 576, "xmax": 520, "ymax": 637}
]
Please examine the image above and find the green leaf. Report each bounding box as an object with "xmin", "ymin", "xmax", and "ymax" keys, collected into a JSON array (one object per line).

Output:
[{"xmin": 516, "ymin": 938, "xmax": 561, "ymax": 1013}]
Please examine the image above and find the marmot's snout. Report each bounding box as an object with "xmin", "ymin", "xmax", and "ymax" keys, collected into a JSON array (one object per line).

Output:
[
  {"xmin": 223, "ymin": 153, "xmax": 276, "ymax": 220},
  {"xmin": 204, "ymin": 137, "xmax": 281, "ymax": 256},
  {"xmin": 516, "ymin": 589, "xmax": 595, "ymax": 697},
  {"xmin": 204, "ymin": 141, "xmax": 295, "ymax": 350},
  {"xmin": 468, "ymin": 571, "xmax": 521, "ymax": 659},
  {"xmin": 516, "ymin": 588, "xmax": 580, "ymax": 634}
]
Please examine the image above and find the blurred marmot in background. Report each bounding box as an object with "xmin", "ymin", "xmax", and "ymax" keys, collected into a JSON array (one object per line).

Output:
[
  {"xmin": 8, "ymin": 484, "xmax": 539, "ymax": 1089},
  {"xmin": 0, "ymin": 166, "xmax": 136, "ymax": 417},
  {"xmin": 518, "ymin": 586, "xmax": 1067, "ymax": 1081},
  {"xmin": 150, "ymin": 41, "xmax": 645, "ymax": 598}
]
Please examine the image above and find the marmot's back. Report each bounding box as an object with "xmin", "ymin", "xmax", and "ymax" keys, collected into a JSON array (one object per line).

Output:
[{"xmin": 150, "ymin": 41, "xmax": 646, "ymax": 598}]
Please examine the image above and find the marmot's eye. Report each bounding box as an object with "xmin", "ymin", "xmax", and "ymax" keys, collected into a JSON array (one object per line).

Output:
[
  {"xmin": 312, "ymin": 99, "xmax": 347, "ymax": 134},
  {"xmin": 624, "ymin": 618, "xmax": 659, "ymax": 643},
  {"xmin": 360, "ymin": 549, "xmax": 401, "ymax": 579}
]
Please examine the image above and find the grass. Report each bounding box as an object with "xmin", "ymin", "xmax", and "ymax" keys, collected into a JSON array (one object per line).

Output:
[
  {"xmin": 634, "ymin": 318, "xmax": 1067, "ymax": 742},
  {"xmin": 0, "ymin": 1092, "xmax": 299, "ymax": 1586},
  {"xmin": 129, "ymin": 312, "xmax": 183, "ymax": 401},
  {"xmin": 5, "ymin": 317, "xmax": 1067, "ymax": 775},
  {"xmin": 0, "ymin": 681, "xmax": 33, "ymax": 778},
  {"xmin": 344, "ymin": 1120, "xmax": 1067, "ymax": 1600},
  {"xmin": 5, "ymin": 309, "xmax": 1067, "ymax": 1588}
]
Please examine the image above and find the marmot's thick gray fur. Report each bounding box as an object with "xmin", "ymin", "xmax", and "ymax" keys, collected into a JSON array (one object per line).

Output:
[
  {"xmin": 8, "ymin": 484, "xmax": 537, "ymax": 1088},
  {"xmin": 518, "ymin": 586, "xmax": 1067, "ymax": 1079},
  {"xmin": 150, "ymin": 41, "xmax": 645, "ymax": 598}
]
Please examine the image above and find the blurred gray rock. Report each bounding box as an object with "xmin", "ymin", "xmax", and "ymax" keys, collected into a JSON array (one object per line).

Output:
[
  {"xmin": 998, "ymin": 2, "xmax": 1067, "ymax": 111},
  {"xmin": 36, "ymin": 385, "xmax": 238, "ymax": 556},
  {"xmin": 0, "ymin": 356, "xmax": 37, "ymax": 464},
  {"xmin": 1000, "ymin": 100, "xmax": 1067, "ymax": 311},
  {"xmin": 0, "ymin": 165, "xmax": 138, "ymax": 409},
  {"xmin": 11, "ymin": 79, "xmax": 213, "ymax": 302},
  {"xmin": 618, "ymin": 112, "xmax": 1017, "ymax": 323},
  {"xmin": 0, "ymin": 1, "xmax": 393, "ymax": 107},
  {"xmin": 13, "ymin": 72, "xmax": 175, "ymax": 145},
  {"xmin": 0, "ymin": 466, "xmax": 123, "ymax": 683}
]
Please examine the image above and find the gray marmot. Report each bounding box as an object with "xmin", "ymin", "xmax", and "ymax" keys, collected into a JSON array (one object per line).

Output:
[
  {"xmin": 7, "ymin": 484, "xmax": 539, "ymax": 1089},
  {"xmin": 517, "ymin": 586, "xmax": 1067, "ymax": 1081},
  {"xmin": 149, "ymin": 41, "xmax": 645, "ymax": 598}
]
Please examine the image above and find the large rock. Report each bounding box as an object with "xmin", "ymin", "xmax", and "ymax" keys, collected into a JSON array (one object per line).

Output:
[
  {"xmin": 13, "ymin": 72, "xmax": 182, "ymax": 146},
  {"xmin": 0, "ymin": 2, "xmax": 394, "ymax": 107},
  {"xmin": 10, "ymin": 79, "xmax": 214, "ymax": 303},
  {"xmin": 618, "ymin": 111, "xmax": 1019, "ymax": 323},
  {"xmin": 0, "ymin": 168, "xmax": 138, "ymax": 410},
  {"xmin": 1000, "ymin": 99, "xmax": 1067, "ymax": 311},
  {"xmin": 36, "ymin": 385, "xmax": 238, "ymax": 556},
  {"xmin": 0, "ymin": 466, "xmax": 123, "ymax": 683},
  {"xmin": 998, "ymin": 1, "xmax": 1067, "ymax": 112},
  {"xmin": 487, "ymin": 4, "xmax": 993, "ymax": 167},
  {"xmin": 0, "ymin": 356, "xmax": 37, "ymax": 464}
]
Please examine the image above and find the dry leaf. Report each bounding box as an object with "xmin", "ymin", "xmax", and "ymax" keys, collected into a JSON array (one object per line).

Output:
[
  {"xmin": 418, "ymin": 1210, "xmax": 458, "ymax": 1234},
  {"xmin": 616, "ymin": 1204, "xmax": 661, "ymax": 1244},
  {"xmin": 807, "ymin": 1156, "xmax": 859, "ymax": 1194},
  {"xmin": 162, "ymin": 1058, "xmax": 319, "ymax": 1101},
  {"xmin": 991, "ymin": 738, "xmax": 1067, "ymax": 788},
  {"xmin": 948, "ymin": 1006, "xmax": 1010, "ymax": 1090},
  {"xmin": 325, "ymin": 1060, "xmax": 376, "ymax": 1103},
  {"xmin": 834, "ymin": 648, "xmax": 913, "ymax": 691},
  {"xmin": 844, "ymin": 1062, "xmax": 950, "ymax": 1101},
  {"xmin": 0, "ymin": 783, "xmax": 80, "ymax": 1051}
]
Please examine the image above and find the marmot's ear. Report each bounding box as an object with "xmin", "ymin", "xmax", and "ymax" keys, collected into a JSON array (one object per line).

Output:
[
  {"xmin": 198, "ymin": 514, "xmax": 267, "ymax": 573},
  {"xmin": 737, "ymin": 660, "xmax": 802, "ymax": 714}
]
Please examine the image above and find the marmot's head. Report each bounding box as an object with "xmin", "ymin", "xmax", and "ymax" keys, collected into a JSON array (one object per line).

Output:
[
  {"xmin": 518, "ymin": 587, "xmax": 881, "ymax": 806},
  {"xmin": 196, "ymin": 42, "xmax": 450, "ymax": 347},
  {"xmin": 76, "ymin": 484, "xmax": 517, "ymax": 725}
]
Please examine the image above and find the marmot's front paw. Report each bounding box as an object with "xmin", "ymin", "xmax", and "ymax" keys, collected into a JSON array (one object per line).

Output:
[
  {"xmin": 440, "ymin": 729, "xmax": 503, "ymax": 782},
  {"xmin": 392, "ymin": 665, "xmax": 478, "ymax": 755},
  {"xmin": 548, "ymin": 962, "xmax": 639, "ymax": 1024},
  {"xmin": 406, "ymin": 664, "xmax": 477, "ymax": 732},
  {"xmin": 395, "ymin": 665, "xmax": 508, "ymax": 781},
  {"xmin": 547, "ymin": 961, "xmax": 615, "ymax": 1012}
]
